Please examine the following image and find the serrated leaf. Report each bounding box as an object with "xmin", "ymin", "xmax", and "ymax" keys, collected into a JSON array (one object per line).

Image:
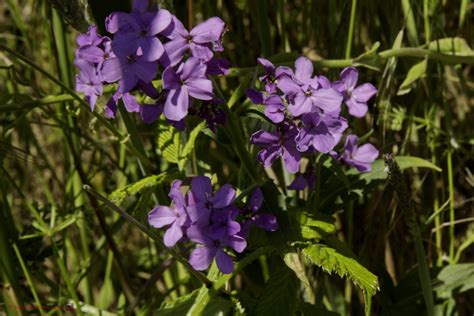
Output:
[
  {"xmin": 397, "ymin": 60, "xmax": 427, "ymax": 95},
  {"xmin": 109, "ymin": 172, "xmax": 176, "ymax": 204},
  {"xmin": 158, "ymin": 125, "xmax": 180, "ymax": 164},
  {"xmin": 428, "ymin": 37, "xmax": 474, "ymax": 56},
  {"xmin": 158, "ymin": 290, "xmax": 199, "ymax": 316},
  {"xmin": 254, "ymin": 265, "xmax": 299, "ymax": 315},
  {"xmin": 359, "ymin": 156, "xmax": 441, "ymax": 183},
  {"xmin": 181, "ymin": 122, "xmax": 205, "ymax": 157},
  {"xmin": 302, "ymin": 239, "xmax": 378, "ymax": 316}
]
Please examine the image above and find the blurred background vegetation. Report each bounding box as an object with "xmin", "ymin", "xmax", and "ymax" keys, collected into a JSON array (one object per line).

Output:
[{"xmin": 0, "ymin": 0, "xmax": 473, "ymax": 315}]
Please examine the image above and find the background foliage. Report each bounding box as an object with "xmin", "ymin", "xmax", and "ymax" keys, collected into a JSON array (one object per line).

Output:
[{"xmin": 0, "ymin": 0, "xmax": 473, "ymax": 315}]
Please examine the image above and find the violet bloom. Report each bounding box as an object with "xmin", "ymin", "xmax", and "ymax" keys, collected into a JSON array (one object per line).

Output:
[
  {"xmin": 332, "ymin": 67, "xmax": 377, "ymax": 118},
  {"xmin": 101, "ymin": 44, "xmax": 157, "ymax": 93},
  {"xmin": 162, "ymin": 57, "xmax": 213, "ymax": 121},
  {"xmin": 295, "ymin": 113, "xmax": 348, "ymax": 153},
  {"xmin": 76, "ymin": 26, "xmax": 103, "ymax": 47},
  {"xmin": 148, "ymin": 180, "xmax": 190, "ymax": 247},
  {"xmin": 74, "ymin": 60, "xmax": 103, "ymax": 111},
  {"xmin": 190, "ymin": 176, "xmax": 236, "ymax": 220},
  {"xmin": 187, "ymin": 225, "xmax": 246, "ymax": 274},
  {"xmin": 109, "ymin": 9, "xmax": 172, "ymax": 62},
  {"xmin": 246, "ymin": 90, "xmax": 285, "ymax": 124},
  {"xmin": 163, "ymin": 16, "xmax": 225, "ymax": 66},
  {"xmin": 210, "ymin": 206, "xmax": 241, "ymax": 238},
  {"xmin": 287, "ymin": 166, "xmax": 316, "ymax": 190},
  {"xmin": 339, "ymin": 134, "xmax": 379, "ymax": 172},
  {"xmin": 257, "ymin": 58, "xmax": 292, "ymax": 94},
  {"xmin": 77, "ymin": 38, "xmax": 115, "ymax": 75},
  {"xmin": 239, "ymin": 188, "xmax": 278, "ymax": 238},
  {"xmin": 105, "ymin": 91, "xmax": 140, "ymax": 118},
  {"xmin": 277, "ymin": 57, "xmax": 342, "ymax": 117},
  {"xmin": 251, "ymin": 123, "xmax": 301, "ymax": 173}
]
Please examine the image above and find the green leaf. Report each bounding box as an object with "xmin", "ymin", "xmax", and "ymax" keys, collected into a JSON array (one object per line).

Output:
[
  {"xmin": 109, "ymin": 172, "xmax": 177, "ymax": 205},
  {"xmin": 158, "ymin": 124, "xmax": 180, "ymax": 164},
  {"xmin": 228, "ymin": 74, "xmax": 252, "ymax": 108},
  {"xmin": 181, "ymin": 122, "xmax": 205, "ymax": 158},
  {"xmin": 157, "ymin": 290, "xmax": 199, "ymax": 316},
  {"xmin": 302, "ymin": 239, "xmax": 378, "ymax": 316},
  {"xmin": 428, "ymin": 37, "xmax": 474, "ymax": 56},
  {"xmin": 397, "ymin": 60, "xmax": 427, "ymax": 95},
  {"xmin": 254, "ymin": 265, "xmax": 299, "ymax": 315},
  {"xmin": 435, "ymin": 264, "xmax": 474, "ymax": 299},
  {"xmin": 293, "ymin": 210, "xmax": 337, "ymax": 240},
  {"xmin": 359, "ymin": 156, "xmax": 442, "ymax": 183}
]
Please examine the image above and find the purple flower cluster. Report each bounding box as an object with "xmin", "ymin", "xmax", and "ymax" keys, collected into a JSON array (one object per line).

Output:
[
  {"xmin": 148, "ymin": 176, "xmax": 278, "ymax": 274},
  {"xmin": 74, "ymin": 0, "xmax": 228, "ymax": 129},
  {"xmin": 248, "ymin": 57, "xmax": 379, "ymax": 180}
]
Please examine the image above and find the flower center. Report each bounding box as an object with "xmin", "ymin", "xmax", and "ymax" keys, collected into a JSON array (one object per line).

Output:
[{"xmin": 126, "ymin": 55, "xmax": 136, "ymax": 64}]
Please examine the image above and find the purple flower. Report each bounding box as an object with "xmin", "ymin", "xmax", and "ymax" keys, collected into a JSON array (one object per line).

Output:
[
  {"xmin": 101, "ymin": 44, "xmax": 157, "ymax": 93},
  {"xmin": 76, "ymin": 26, "xmax": 103, "ymax": 47},
  {"xmin": 162, "ymin": 57, "xmax": 213, "ymax": 121},
  {"xmin": 339, "ymin": 134, "xmax": 379, "ymax": 172},
  {"xmin": 246, "ymin": 90, "xmax": 286, "ymax": 124},
  {"xmin": 187, "ymin": 225, "xmax": 246, "ymax": 274},
  {"xmin": 277, "ymin": 57, "xmax": 343, "ymax": 117},
  {"xmin": 110, "ymin": 9, "xmax": 172, "ymax": 62},
  {"xmin": 239, "ymin": 188, "xmax": 278, "ymax": 238},
  {"xmin": 251, "ymin": 123, "xmax": 301, "ymax": 173},
  {"xmin": 74, "ymin": 60, "xmax": 103, "ymax": 111},
  {"xmin": 332, "ymin": 67, "xmax": 377, "ymax": 117},
  {"xmin": 77, "ymin": 38, "xmax": 116, "ymax": 78},
  {"xmin": 295, "ymin": 113, "xmax": 348, "ymax": 154},
  {"xmin": 190, "ymin": 176, "xmax": 236, "ymax": 218},
  {"xmin": 105, "ymin": 91, "xmax": 140, "ymax": 118},
  {"xmin": 287, "ymin": 166, "xmax": 316, "ymax": 190},
  {"xmin": 257, "ymin": 58, "xmax": 292, "ymax": 94},
  {"xmin": 148, "ymin": 180, "xmax": 190, "ymax": 247},
  {"xmin": 163, "ymin": 16, "xmax": 225, "ymax": 66},
  {"xmin": 210, "ymin": 206, "xmax": 241, "ymax": 238}
]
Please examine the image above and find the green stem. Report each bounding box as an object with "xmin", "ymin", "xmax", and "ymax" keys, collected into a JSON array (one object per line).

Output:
[
  {"xmin": 12, "ymin": 244, "xmax": 45, "ymax": 316},
  {"xmin": 226, "ymin": 47, "xmax": 474, "ymax": 77},
  {"xmin": 345, "ymin": 0, "xmax": 357, "ymax": 59},
  {"xmin": 447, "ymin": 150, "xmax": 455, "ymax": 261}
]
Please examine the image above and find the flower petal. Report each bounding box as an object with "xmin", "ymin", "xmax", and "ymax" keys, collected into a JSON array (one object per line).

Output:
[
  {"xmin": 191, "ymin": 176, "xmax": 213, "ymax": 202},
  {"xmin": 148, "ymin": 206, "xmax": 176, "ymax": 228},
  {"xmin": 190, "ymin": 17, "xmax": 225, "ymax": 43},
  {"xmin": 189, "ymin": 246, "xmax": 215, "ymax": 271},
  {"xmin": 215, "ymin": 249, "xmax": 234, "ymax": 274},
  {"xmin": 163, "ymin": 86, "xmax": 189, "ymax": 121},
  {"xmin": 346, "ymin": 97, "xmax": 368, "ymax": 117},
  {"xmin": 294, "ymin": 56, "xmax": 313, "ymax": 83},
  {"xmin": 147, "ymin": 9, "xmax": 172, "ymax": 35},
  {"xmin": 211, "ymin": 184, "xmax": 236, "ymax": 209},
  {"xmin": 163, "ymin": 222, "xmax": 183, "ymax": 247},
  {"xmin": 186, "ymin": 78, "xmax": 213, "ymax": 100},
  {"xmin": 340, "ymin": 67, "xmax": 358, "ymax": 91},
  {"xmin": 352, "ymin": 83, "xmax": 377, "ymax": 103}
]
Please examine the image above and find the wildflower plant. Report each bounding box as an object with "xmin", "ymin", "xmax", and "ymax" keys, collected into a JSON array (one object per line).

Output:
[{"xmin": 71, "ymin": 0, "xmax": 383, "ymax": 313}]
